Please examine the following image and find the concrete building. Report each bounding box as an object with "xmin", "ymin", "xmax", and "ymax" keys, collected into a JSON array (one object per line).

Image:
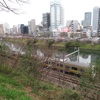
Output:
[
  {"xmin": 18, "ymin": 24, "xmax": 21, "ymax": 34},
  {"xmin": 20, "ymin": 24, "xmax": 24, "ymax": 34},
  {"xmin": 3, "ymin": 23, "xmax": 10, "ymax": 34},
  {"xmin": 0, "ymin": 24, "xmax": 4, "ymax": 34},
  {"xmin": 28, "ymin": 19, "xmax": 36, "ymax": 36},
  {"xmin": 50, "ymin": 0, "xmax": 64, "ymax": 31},
  {"xmin": 81, "ymin": 12, "xmax": 92, "ymax": 34},
  {"xmin": 66, "ymin": 20, "xmax": 79, "ymax": 32},
  {"xmin": 60, "ymin": 7, "xmax": 64, "ymax": 26},
  {"xmin": 17, "ymin": 24, "xmax": 28, "ymax": 34},
  {"xmin": 82, "ymin": 12, "xmax": 91, "ymax": 27},
  {"xmin": 23, "ymin": 26, "xmax": 28, "ymax": 34},
  {"xmin": 10, "ymin": 25, "xmax": 18, "ymax": 34},
  {"xmin": 92, "ymin": 7, "xmax": 100, "ymax": 36},
  {"xmin": 43, "ymin": 13, "xmax": 50, "ymax": 31}
]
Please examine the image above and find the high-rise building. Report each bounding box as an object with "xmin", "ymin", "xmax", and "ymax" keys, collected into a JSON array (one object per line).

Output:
[
  {"xmin": 18, "ymin": 24, "xmax": 21, "ymax": 34},
  {"xmin": 28, "ymin": 19, "xmax": 36, "ymax": 35},
  {"xmin": 11, "ymin": 25, "xmax": 18, "ymax": 34},
  {"xmin": 50, "ymin": 0, "xmax": 64, "ymax": 31},
  {"xmin": 81, "ymin": 12, "xmax": 92, "ymax": 33},
  {"xmin": 23, "ymin": 26, "xmax": 28, "ymax": 34},
  {"xmin": 3, "ymin": 23, "xmax": 10, "ymax": 34},
  {"xmin": 20, "ymin": 24, "xmax": 28, "ymax": 34},
  {"xmin": 0, "ymin": 24, "xmax": 4, "ymax": 34},
  {"xmin": 66, "ymin": 20, "xmax": 79, "ymax": 32},
  {"xmin": 20, "ymin": 24, "xmax": 24, "ymax": 34},
  {"xmin": 42, "ymin": 13, "xmax": 50, "ymax": 31},
  {"xmin": 92, "ymin": 7, "xmax": 100, "ymax": 36},
  {"xmin": 60, "ymin": 7, "xmax": 64, "ymax": 26},
  {"xmin": 82, "ymin": 12, "xmax": 91, "ymax": 27}
]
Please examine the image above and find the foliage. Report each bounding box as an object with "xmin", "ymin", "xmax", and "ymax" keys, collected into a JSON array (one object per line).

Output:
[
  {"xmin": 79, "ymin": 61, "xmax": 100, "ymax": 100},
  {"xmin": 1, "ymin": 38, "xmax": 100, "ymax": 100},
  {"xmin": 0, "ymin": 86, "xmax": 33, "ymax": 100},
  {"xmin": 0, "ymin": 73, "xmax": 33, "ymax": 100},
  {"xmin": 57, "ymin": 89, "xmax": 82, "ymax": 100},
  {"xmin": 65, "ymin": 41, "xmax": 80, "ymax": 51},
  {"xmin": 27, "ymin": 39, "xmax": 38, "ymax": 45},
  {"xmin": 46, "ymin": 39, "xmax": 55, "ymax": 48}
]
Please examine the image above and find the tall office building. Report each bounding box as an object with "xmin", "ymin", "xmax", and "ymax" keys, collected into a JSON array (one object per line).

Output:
[
  {"xmin": 81, "ymin": 12, "xmax": 92, "ymax": 33},
  {"xmin": 20, "ymin": 24, "xmax": 28, "ymax": 34},
  {"xmin": 3, "ymin": 23, "xmax": 10, "ymax": 34},
  {"xmin": 0, "ymin": 24, "xmax": 4, "ymax": 34},
  {"xmin": 42, "ymin": 13, "xmax": 50, "ymax": 31},
  {"xmin": 20, "ymin": 24, "xmax": 24, "ymax": 34},
  {"xmin": 11, "ymin": 25, "xmax": 18, "ymax": 34},
  {"xmin": 92, "ymin": 7, "xmax": 100, "ymax": 36},
  {"xmin": 82, "ymin": 12, "xmax": 91, "ymax": 27},
  {"xmin": 50, "ymin": 0, "xmax": 64, "ymax": 31},
  {"xmin": 28, "ymin": 19, "xmax": 36, "ymax": 35},
  {"xmin": 60, "ymin": 7, "xmax": 64, "ymax": 26}
]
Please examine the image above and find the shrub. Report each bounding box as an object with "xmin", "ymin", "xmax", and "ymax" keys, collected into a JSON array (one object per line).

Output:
[
  {"xmin": 65, "ymin": 41, "xmax": 80, "ymax": 50},
  {"xmin": 46, "ymin": 40, "xmax": 55, "ymax": 48}
]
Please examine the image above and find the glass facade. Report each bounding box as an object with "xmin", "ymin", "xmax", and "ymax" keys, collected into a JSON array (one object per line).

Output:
[
  {"xmin": 93, "ymin": 7, "xmax": 99, "ymax": 33},
  {"xmin": 50, "ymin": 0, "xmax": 63, "ymax": 31}
]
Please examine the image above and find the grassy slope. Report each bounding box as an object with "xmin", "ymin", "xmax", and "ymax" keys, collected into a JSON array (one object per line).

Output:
[
  {"xmin": 0, "ymin": 69, "xmax": 82, "ymax": 100},
  {"xmin": 0, "ymin": 38, "xmax": 86, "ymax": 100},
  {"xmin": 80, "ymin": 44, "xmax": 100, "ymax": 50},
  {"xmin": 0, "ymin": 73, "xmax": 33, "ymax": 100}
]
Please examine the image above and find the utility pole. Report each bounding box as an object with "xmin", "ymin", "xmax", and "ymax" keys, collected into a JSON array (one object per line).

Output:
[
  {"xmin": 77, "ymin": 47, "xmax": 80, "ymax": 62},
  {"xmin": 63, "ymin": 51, "xmax": 65, "ymax": 83}
]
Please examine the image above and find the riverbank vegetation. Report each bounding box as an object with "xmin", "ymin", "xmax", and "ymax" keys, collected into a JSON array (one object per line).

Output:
[
  {"xmin": 0, "ymin": 40, "xmax": 83, "ymax": 100},
  {"xmin": 4, "ymin": 37, "xmax": 100, "ymax": 51},
  {"xmin": 0, "ymin": 38, "xmax": 100, "ymax": 100}
]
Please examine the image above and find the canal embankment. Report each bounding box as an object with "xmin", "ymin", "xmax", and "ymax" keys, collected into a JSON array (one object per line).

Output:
[{"xmin": 3, "ymin": 37, "xmax": 100, "ymax": 52}]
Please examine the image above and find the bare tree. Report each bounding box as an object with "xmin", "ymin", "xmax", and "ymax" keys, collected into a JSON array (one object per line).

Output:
[{"xmin": 0, "ymin": 0, "xmax": 30, "ymax": 14}]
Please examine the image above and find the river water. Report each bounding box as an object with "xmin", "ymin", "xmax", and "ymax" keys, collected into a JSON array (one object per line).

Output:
[{"xmin": 3, "ymin": 41, "xmax": 100, "ymax": 66}]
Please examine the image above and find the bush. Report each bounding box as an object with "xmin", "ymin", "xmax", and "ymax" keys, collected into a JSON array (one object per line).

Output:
[
  {"xmin": 27, "ymin": 39, "xmax": 38, "ymax": 46},
  {"xmin": 65, "ymin": 41, "xmax": 80, "ymax": 50},
  {"xmin": 46, "ymin": 40, "xmax": 55, "ymax": 48},
  {"xmin": 60, "ymin": 89, "xmax": 82, "ymax": 100}
]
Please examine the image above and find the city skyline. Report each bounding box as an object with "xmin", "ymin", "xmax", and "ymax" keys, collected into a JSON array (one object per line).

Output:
[{"xmin": 0, "ymin": 0, "xmax": 100, "ymax": 27}]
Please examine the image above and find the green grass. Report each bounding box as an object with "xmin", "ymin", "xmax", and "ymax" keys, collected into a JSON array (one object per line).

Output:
[
  {"xmin": 0, "ymin": 73, "xmax": 23, "ymax": 89},
  {"xmin": 0, "ymin": 85, "xmax": 33, "ymax": 100},
  {"xmin": 4, "ymin": 38, "xmax": 28, "ymax": 44},
  {"xmin": 0, "ymin": 38, "xmax": 95, "ymax": 100},
  {"xmin": 0, "ymin": 71, "xmax": 82, "ymax": 100},
  {"xmin": 80, "ymin": 44, "xmax": 100, "ymax": 50},
  {"xmin": 0, "ymin": 73, "xmax": 33, "ymax": 100}
]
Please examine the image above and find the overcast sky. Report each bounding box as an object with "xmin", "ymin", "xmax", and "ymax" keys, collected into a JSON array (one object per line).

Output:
[{"xmin": 0, "ymin": 0, "xmax": 100, "ymax": 27}]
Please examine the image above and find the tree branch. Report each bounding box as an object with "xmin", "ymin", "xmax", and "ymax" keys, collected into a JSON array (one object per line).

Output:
[{"xmin": 0, "ymin": 0, "xmax": 30, "ymax": 14}]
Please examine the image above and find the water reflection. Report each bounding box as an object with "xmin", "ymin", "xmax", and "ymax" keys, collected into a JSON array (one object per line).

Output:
[
  {"xmin": 37, "ymin": 49, "xmax": 44, "ymax": 58},
  {"xmin": 79, "ymin": 55, "xmax": 91, "ymax": 64},
  {"xmin": 70, "ymin": 54, "xmax": 91, "ymax": 64},
  {"xmin": 4, "ymin": 42, "xmax": 100, "ymax": 65},
  {"xmin": 5, "ymin": 42, "xmax": 25, "ymax": 54}
]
